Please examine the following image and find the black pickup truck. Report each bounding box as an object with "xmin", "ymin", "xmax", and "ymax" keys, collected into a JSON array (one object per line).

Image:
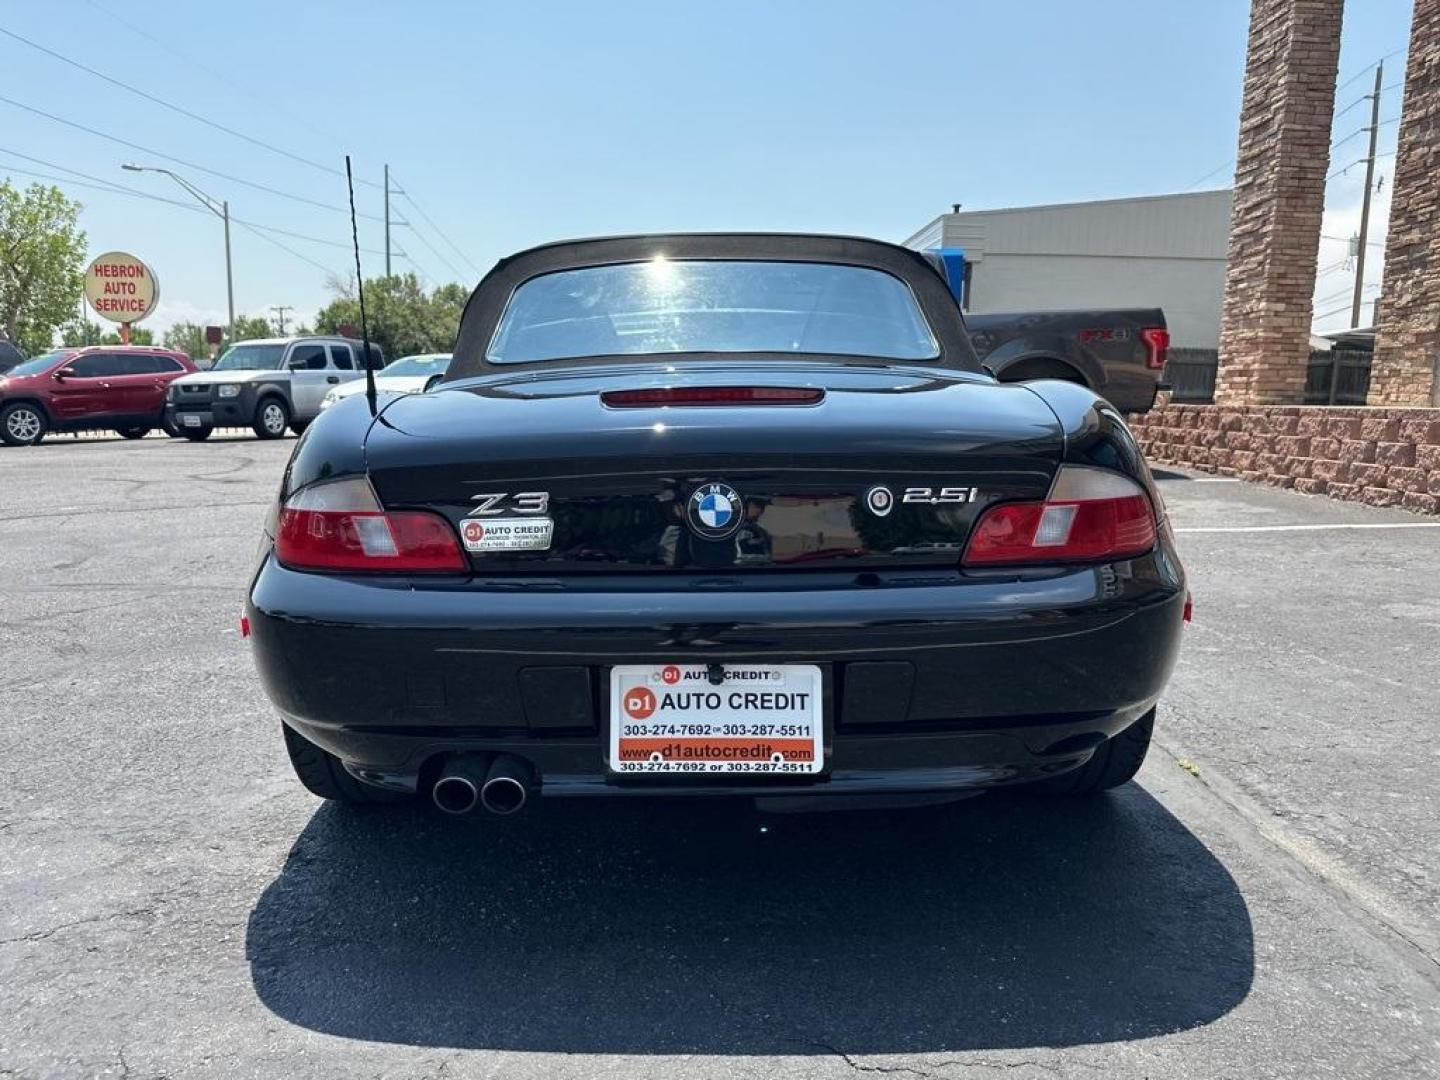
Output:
[{"xmin": 966, "ymin": 309, "xmax": 1169, "ymax": 414}]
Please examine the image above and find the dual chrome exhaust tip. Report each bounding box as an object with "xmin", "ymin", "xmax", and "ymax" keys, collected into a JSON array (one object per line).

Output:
[{"xmin": 432, "ymin": 753, "xmax": 533, "ymax": 816}]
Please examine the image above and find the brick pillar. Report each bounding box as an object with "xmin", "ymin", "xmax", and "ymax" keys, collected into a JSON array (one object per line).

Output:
[
  {"xmin": 1370, "ymin": 0, "xmax": 1440, "ymax": 407},
  {"xmin": 1215, "ymin": 0, "xmax": 1345, "ymax": 405}
]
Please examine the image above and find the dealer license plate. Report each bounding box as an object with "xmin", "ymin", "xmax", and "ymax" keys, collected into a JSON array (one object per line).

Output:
[
  {"xmin": 608, "ymin": 664, "xmax": 823, "ymax": 775},
  {"xmin": 180, "ymin": 414, "xmax": 202, "ymax": 428}
]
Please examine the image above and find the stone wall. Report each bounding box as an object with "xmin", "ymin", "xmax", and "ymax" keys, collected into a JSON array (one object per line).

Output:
[
  {"xmin": 1127, "ymin": 403, "xmax": 1440, "ymax": 515},
  {"xmin": 1215, "ymin": 0, "xmax": 1345, "ymax": 405},
  {"xmin": 1370, "ymin": 0, "xmax": 1440, "ymax": 407}
]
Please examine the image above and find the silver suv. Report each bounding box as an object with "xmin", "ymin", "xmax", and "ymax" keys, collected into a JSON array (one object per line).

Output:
[{"xmin": 164, "ymin": 336, "xmax": 384, "ymax": 440}]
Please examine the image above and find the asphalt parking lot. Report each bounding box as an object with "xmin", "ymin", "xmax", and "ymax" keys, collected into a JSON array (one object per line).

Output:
[{"xmin": 2, "ymin": 434, "xmax": 1438, "ymax": 1079}]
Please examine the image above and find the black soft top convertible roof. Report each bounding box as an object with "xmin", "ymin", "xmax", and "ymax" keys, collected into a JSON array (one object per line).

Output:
[{"xmin": 444, "ymin": 232, "xmax": 982, "ymax": 381}]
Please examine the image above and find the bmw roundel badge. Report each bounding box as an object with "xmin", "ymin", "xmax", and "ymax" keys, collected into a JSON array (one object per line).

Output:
[
  {"xmin": 865, "ymin": 485, "xmax": 894, "ymax": 517},
  {"xmin": 687, "ymin": 482, "xmax": 743, "ymax": 539}
]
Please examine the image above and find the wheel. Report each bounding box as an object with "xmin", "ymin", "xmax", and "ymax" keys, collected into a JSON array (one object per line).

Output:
[
  {"xmin": 0, "ymin": 402, "xmax": 48, "ymax": 446},
  {"xmin": 282, "ymin": 723, "xmax": 405, "ymax": 804},
  {"xmin": 180, "ymin": 425, "xmax": 213, "ymax": 442},
  {"xmin": 288, "ymin": 420, "xmax": 309, "ymax": 436},
  {"xmin": 1039, "ymin": 708, "xmax": 1155, "ymax": 795},
  {"xmin": 253, "ymin": 397, "xmax": 290, "ymax": 440},
  {"xmin": 161, "ymin": 412, "xmax": 183, "ymax": 438},
  {"xmin": 117, "ymin": 426, "xmax": 151, "ymax": 439}
]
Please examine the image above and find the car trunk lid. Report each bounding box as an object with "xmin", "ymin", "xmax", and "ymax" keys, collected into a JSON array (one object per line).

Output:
[{"xmin": 363, "ymin": 362, "xmax": 1062, "ymax": 573}]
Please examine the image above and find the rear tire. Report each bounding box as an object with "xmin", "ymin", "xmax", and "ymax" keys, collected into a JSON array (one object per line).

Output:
[
  {"xmin": 1, "ymin": 402, "xmax": 48, "ymax": 446},
  {"xmin": 253, "ymin": 397, "xmax": 290, "ymax": 440},
  {"xmin": 282, "ymin": 723, "xmax": 406, "ymax": 804},
  {"xmin": 1039, "ymin": 708, "xmax": 1154, "ymax": 795},
  {"xmin": 180, "ymin": 425, "xmax": 212, "ymax": 441},
  {"xmin": 117, "ymin": 426, "xmax": 151, "ymax": 439}
]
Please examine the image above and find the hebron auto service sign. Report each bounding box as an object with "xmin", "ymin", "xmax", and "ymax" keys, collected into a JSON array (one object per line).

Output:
[{"xmin": 83, "ymin": 251, "xmax": 160, "ymax": 324}]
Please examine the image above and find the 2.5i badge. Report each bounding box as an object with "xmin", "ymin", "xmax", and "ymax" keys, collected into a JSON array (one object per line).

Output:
[{"xmin": 460, "ymin": 517, "xmax": 554, "ymax": 552}]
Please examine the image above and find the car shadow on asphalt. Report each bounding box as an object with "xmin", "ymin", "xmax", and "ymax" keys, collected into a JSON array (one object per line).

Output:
[{"xmin": 245, "ymin": 785, "xmax": 1253, "ymax": 1054}]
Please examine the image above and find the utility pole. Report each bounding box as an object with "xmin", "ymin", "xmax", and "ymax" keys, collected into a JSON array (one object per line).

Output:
[
  {"xmin": 1350, "ymin": 61, "xmax": 1383, "ymax": 329},
  {"xmin": 384, "ymin": 163, "xmax": 391, "ymax": 277},
  {"xmin": 270, "ymin": 305, "xmax": 293, "ymax": 335}
]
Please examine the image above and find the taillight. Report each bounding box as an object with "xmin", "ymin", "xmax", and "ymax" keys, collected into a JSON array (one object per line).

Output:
[
  {"xmin": 962, "ymin": 466, "xmax": 1157, "ymax": 567},
  {"xmin": 274, "ymin": 477, "xmax": 465, "ymax": 573},
  {"xmin": 1140, "ymin": 327, "xmax": 1170, "ymax": 370},
  {"xmin": 601, "ymin": 386, "xmax": 824, "ymax": 407}
]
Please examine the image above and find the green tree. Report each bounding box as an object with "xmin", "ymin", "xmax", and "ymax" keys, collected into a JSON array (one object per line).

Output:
[
  {"xmin": 99, "ymin": 327, "xmax": 155, "ymax": 345},
  {"xmin": 313, "ymin": 274, "xmax": 464, "ymax": 361},
  {"xmin": 59, "ymin": 319, "xmax": 156, "ymax": 348},
  {"xmin": 61, "ymin": 318, "xmax": 106, "ymax": 347},
  {"xmin": 0, "ymin": 181, "xmax": 88, "ymax": 356},
  {"xmin": 163, "ymin": 320, "xmax": 210, "ymax": 360},
  {"xmin": 228, "ymin": 314, "xmax": 274, "ymax": 343}
]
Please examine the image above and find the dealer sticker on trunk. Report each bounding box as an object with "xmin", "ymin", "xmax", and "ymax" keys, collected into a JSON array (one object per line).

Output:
[
  {"xmin": 460, "ymin": 517, "xmax": 554, "ymax": 552},
  {"xmin": 609, "ymin": 664, "xmax": 824, "ymax": 774}
]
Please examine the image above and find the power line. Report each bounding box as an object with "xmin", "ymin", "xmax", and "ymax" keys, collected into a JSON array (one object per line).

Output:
[
  {"xmin": 0, "ymin": 147, "xmax": 385, "ymax": 254},
  {"xmin": 1313, "ymin": 292, "xmax": 1378, "ymax": 323},
  {"xmin": 0, "ymin": 24, "xmax": 382, "ymax": 190},
  {"xmin": 0, "ymin": 93, "xmax": 384, "ymax": 222},
  {"xmin": 1335, "ymin": 47, "xmax": 1407, "ymax": 94},
  {"xmin": 1321, "ymin": 233, "xmax": 1385, "ymax": 247},
  {"xmin": 78, "ymin": 0, "xmax": 345, "ymax": 149},
  {"xmin": 0, "ymin": 148, "xmax": 202, "ymax": 210},
  {"xmin": 233, "ymin": 219, "xmax": 337, "ymax": 276},
  {"xmin": 396, "ymin": 247, "xmax": 435, "ymax": 288},
  {"xmin": 1316, "ymin": 281, "xmax": 1379, "ymax": 307},
  {"xmin": 389, "ymin": 171, "xmax": 483, "ymax": 277},
  {"xmin": 1327, "ymin": 150, "xmax": 1396, "ymax": 181},
  {"xmin": 1184, "ymin": 159, "xmax": 1234, "ymax": 191},
  {"xmin": 396, "ymin": 218, "xmax": 466, "ymax": 280}
]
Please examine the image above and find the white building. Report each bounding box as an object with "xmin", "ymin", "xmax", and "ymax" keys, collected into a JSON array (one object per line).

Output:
[{"xmin": 904, "ymin": 190, "xmax": 1232, "ymax": 356}]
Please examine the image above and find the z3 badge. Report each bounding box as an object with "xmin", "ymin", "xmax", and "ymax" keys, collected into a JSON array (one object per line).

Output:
[
  {"xmin": 467, "ymin": 491, "xmax": 550, "ymax": 516},
  {"xmin": 461, "ymin": 489, "xmax": 554, "ymax": 552}
]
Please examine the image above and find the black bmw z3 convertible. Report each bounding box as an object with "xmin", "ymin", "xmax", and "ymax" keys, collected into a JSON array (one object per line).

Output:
[{"xmin": 247, "ymin": 233, "xmax": 1187, "ymax": 816}]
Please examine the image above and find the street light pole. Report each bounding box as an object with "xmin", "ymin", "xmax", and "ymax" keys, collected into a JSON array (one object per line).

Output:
[
  {"xmin": 121, "ymin": 164, "xmax": 235, "ymax": 341},
  {"xmin": 222, "ymin": 200, "xmax": 234, "ymax": 341}
]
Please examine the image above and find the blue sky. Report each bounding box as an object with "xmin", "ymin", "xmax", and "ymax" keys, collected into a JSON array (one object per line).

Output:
[{"xmin": 0, "ymin": 0, "xmax": 1415, "ymax": 337}]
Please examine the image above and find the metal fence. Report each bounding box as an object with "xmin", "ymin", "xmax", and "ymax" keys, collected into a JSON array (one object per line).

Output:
[
  {"xmin": 1304, "ymin": 344, "xmax": 1373, "ymax": 405},
  {"xmin": 1164, "ymin": 349, "xmax": 1218, "ymax": 404},
  {"xmin": 1158, "ymin": 345, "xmax": 1375, "ymax": 406}
]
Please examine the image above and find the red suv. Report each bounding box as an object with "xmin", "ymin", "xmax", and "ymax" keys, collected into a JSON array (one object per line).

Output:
[{"xmin": 0, "ymin": 346, "xmax": 197, "ymax": 446}]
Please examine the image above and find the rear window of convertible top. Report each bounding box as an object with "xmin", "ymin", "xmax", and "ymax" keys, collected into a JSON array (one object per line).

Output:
[{"xmin": 485, "ymin": 259, "xmax": 940, "ymax": 364}]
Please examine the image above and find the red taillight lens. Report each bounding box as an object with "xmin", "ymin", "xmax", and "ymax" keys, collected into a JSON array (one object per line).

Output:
[
  {"xmin": 1140, "ymin": 327, "xmax": 1170, "ymax": 370},
  {"xmin": 274, "ymin": 477, "xmax": 465, "ymax": 573},
  {"xmin": 962, "ymin": 466, "xmax": 1157, "ymax": 567},
  {"xmin": 601, "ymin": 386, "xmax": 824, "ymax": 407}
]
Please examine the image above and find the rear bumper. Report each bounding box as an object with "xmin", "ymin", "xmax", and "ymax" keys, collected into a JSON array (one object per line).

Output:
[
  {"xmin": 246, "ymin": 547, "xmax": 1186, "ymax": 797},
  {"xmin": 166, "ymin": 401, "xmax": 252, "ymax": 427}
]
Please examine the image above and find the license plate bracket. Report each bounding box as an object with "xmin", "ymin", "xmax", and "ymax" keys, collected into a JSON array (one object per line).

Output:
[{"xmin": 608, "ymin": 663, "xmax": 825, "ymax": 775}]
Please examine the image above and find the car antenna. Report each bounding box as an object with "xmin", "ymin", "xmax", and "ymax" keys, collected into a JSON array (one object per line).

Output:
[{"xmin": 344, "ymin": 154, "xmax": 378, "ymax": 417}]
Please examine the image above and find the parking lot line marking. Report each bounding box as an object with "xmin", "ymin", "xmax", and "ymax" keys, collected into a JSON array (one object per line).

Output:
[
  {"xmin": 1175, "ymin": 522, "xmax": 1440, "ymax": 533},
  {"xmin": 1154, "ymin": 734, "xmax": 1440, "ymax": 980}
]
